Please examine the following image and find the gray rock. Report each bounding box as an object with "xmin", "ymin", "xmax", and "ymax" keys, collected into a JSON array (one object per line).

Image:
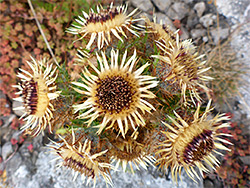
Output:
[
  {"xmin": 154, "ymin": 12, "xmax": 176, "ymax": 31},
  {"xmin": 180, "ymin": 26, "xmax": 189, "ymax": 40},
  {"xmin": 0, "ymin": 90, "xmax": 6, "ymax": 99},
  {"xmin": 244, "ymin": 4, "xmax": 250, "ymax": 21},
  {"xmin": 167, "ymin": 2, "xmax": 189, "ymax": 20},
  {"xmin": 2, "ymin": 142, "xmax": 13, "ymax": 161},
  {"xmin": 202, "ymin": 36, "xmax": 209, "ymax": 43},
  {"xmin": 0, "ymin": 161, "xmax": 4, "ymax": 172},
  {"xmin": 199, "ymin": 13, "xmax": 216, "ymax": 28},
  {"xmin": 204, "ymin": 179, "xmax": 214, "ymax": 188},
  {"xmin": 12, "ymin": 100, "xmax": 25, "ymax": 117},
  {"xmin": 31, "ymin": 150, "xmax": 39, "ymax": 164},
  {"xmin": 27, "ymin": 181, "xmax": 40, "ymax": 188},
  {"xmin": 11, "ymin": 131, "xmax": 22, "ymax": 143},
  {"xmin": 1, "ymin": 114, "xmax": 16, "ymax": 128},
  {"xmin": 152, "ymin": 0, "xmax": 172, "ymax": 12},
  {"xmin": 32, "ymin": 134, "xmax": 43, "ymax": 149},
  {"xmin": 194, "ymin": 2, "xmax": 206, "ymax": 17},
  {"xmin": 0, "ymin": 126, "xmax": 16, "ymax": 143},
  {"xmin": 6, "ymin": 152, "xmax": 22, "ymax": 178},
  {"xmin": 191, "ymin": 28, "xmax": 206, "ymax": 39},
  {"xmin": 239, "ymin": 156, "xmax": 250, "ymax": 165},
  {"xmin": 13, "ymin": 165, "xmax": 30, "ymax": 183},
  {"xmin": 19, "ymin": 142, "xmax": 32, "ymax": 159},
  {"xmin": 6, "ymin": 148, "xmax": 203, "ymax": 188},
  {"xmin": 210, "ymin": 27, "xmax": 230, "ymax": 44},
  {"xmin": 130, "ymin": 0, "xmax": 153, "ymax": 12},
  {"xmin": 216, "ymin": 0, "xmax": 250, "ymax": 24},
  {"xmin": 217, "ymin": 0, "xmax": 250, "ymax": 110},
  {"xmin": 187, "ymin": 9, "xmax": 199, "ymax": 29},
  {"xmin": 183, "ymin": 0, "xmax": 194, "ymax": 3}
]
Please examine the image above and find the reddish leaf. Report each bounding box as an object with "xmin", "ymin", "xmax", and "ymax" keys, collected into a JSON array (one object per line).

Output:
[
  {"xmin": 236, "ymin": 129, "xmax": 242, "ymax": 134},
  {"xmin": 238, "ymin": 149, "xmax": 245, "ymax": 156},
  {"xmin": 232, "ymin": 178, "xmax": 238, "ymax": 184},
  {"xmin": 11, "ymin": 138, "xmax": 18, "ymax": 145},
  {"xmin": 27, "ymin": 144, "xmax": 33, "ymax": 152},
  {"xmin": 19, "ymin": 136, "xmax": 25, "ymax": 144},
  {"xmin": 225, "ymin": 112, "xmax": 234, "ymax": 118},
  {"xmin": 15, "ymin": 22, "xmax": 23, "ymax": 31},
  {"xmin": 173, "ymin": 19, "xmax": 181, "ymax": 28},
  {"xmin": 34, "ymin": 48, "xmax": 41, "ymax": 55}
]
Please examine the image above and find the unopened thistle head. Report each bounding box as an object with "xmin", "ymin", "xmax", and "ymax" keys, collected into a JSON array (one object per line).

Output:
[
  {"xmin": 108, "ymin": 127, "xmax": 156, "ymax": 173},
  {"xmin": 67, "ymin": 3, "xmax": 141, "ymax": 50},
  {"xmin": 145, "ymin": 17, "xmax": 177, "ymax": 45},
  {"xmin": 49, "ymin": 130, "xmax": 114, "ymax": 187},
  {"xmin": 152, "ymin": 34, "xmax": 212, "ymax": 104},
  {"xmin": 13, "ymin": 57, "xmax": 60, "ymax": 136},
  {"xmin": 72, "ymin": 49, "xmax": 158, "ymax": 138},
  {"xmin": 156, "ymin": 100, "xmax": 232, "ymax": 183}
]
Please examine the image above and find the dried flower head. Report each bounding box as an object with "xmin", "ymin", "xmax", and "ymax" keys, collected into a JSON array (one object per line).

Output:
[
  {"xmin": 145, "ymin": 17, "xmax": 177, "ymax": 45},
  {"xmin": 156, "ymin": 100, "xmax": 232, "ymax": 183},
  {"xmin": 49, "ymin": 130, "xmax": 113, "ymax": 187},
  {"xmin": 72, "ymin": 49, "xmax": 158, "ymax": 138},
  {"xmin": 13, "ymin": 57, "xmax": 60, "ymax": 136},
  {"xmin": 152, "ymin": 34, "xmax": 212, "ymax": 104},
  {"xmin": 67, "ymin": 3, "xmax": 140, "ymax": 49},
  {"xmin": 109, "ymin": 127, "xmax": 156, "ymax": 173}
]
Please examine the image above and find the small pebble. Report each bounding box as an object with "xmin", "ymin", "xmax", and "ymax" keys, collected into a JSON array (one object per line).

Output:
[
  {"xmin": 167, "ymin": 2, "xmax": 189, "ymax": 20},
  {"xmin": 2, "ymin": 142, "xmax": 13, "ymax": 161},
  {"xmin": 200, "ymin": 13, "xmax": 215, "ymax": 28},
  {"xmin": 130, "ymin": 0, "xmax": 153, "ymax": 12},
  {"xmin": 194, "ymin": 2, "xmax": 206, "ymax": 17},
  {"xmin": 152, "ymin": 0, "xmax": 172, "ymax": 12},
  {"xmin": 210, "ymin": 27, "xmax": 230, "ymax": 44}
]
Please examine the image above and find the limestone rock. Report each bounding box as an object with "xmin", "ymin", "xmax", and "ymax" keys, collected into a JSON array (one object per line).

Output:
[
  {"xmin": 154, "ymin": 12, "xmax": 176, "ymax": 31},
  {"xmin": 194, "ymin": 2, "xmax": 206, "ymax": 17},
  {"xmin": 6, "ymin": 152, "xmax": 23, "ymax": 178},
  {"xmin": 152, "ymin": 0, "xmax": 172, "ymax": 12},
  {"xmin": 12, "ymin": 100, "xmax": 25, "ymax": 117},
  {"xmin": 2, "ymin": 142, "xmax": 13, "ymax": 161},
  {"xmin": 239, "ymin": 156, "xmax": 250, "ymax": 165},
  {"xmin": 187, "ymin": 9, "xmax": 199, "ymax": 29},
  {"xmin": 191, "ymin": 28, "xmax": 206, "ymax": 39},
  {"xmin": 167, "ymin": 2, "xmax": 189, "ymax": 20},
  {"xmin": 130, "ymin": 0, "xmax": 153, "ymax": 12},
  {"xmin": 210, "ymin": 27, "xmax": 229, "ymax": 44},
  {"xmin": 200, "ymin": 13, "xmax": 216, "ymax": 28}
]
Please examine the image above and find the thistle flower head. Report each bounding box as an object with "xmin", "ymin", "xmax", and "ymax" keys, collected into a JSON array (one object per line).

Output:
[
  {"xmin": 13, "ymin": 57, "xmax": 60, "ymax": 136},
  {"xmin": 152, "ymin": 34, "xmax": 212, "ymax": 104},
  {"xmin": 49, "ymin": 130, "xmax": 114, "ymax": 187},
  {"xmin": 67, "ymin": 3, "xmax": 140, "ymax": 50},
  {"xmin": 109, "ymin": 127, "xmax": 156, "ymax": 173},
  {"xmin": 145, "ymin": 17, "xmax": 177, "ymax": 44},
  {"xmin": 72, "ymin": 49, "xmax": 158, "ymax": 138},
  {"xmin": 156, "ymin": 100, "xmax": 232, "ymax": 183}
]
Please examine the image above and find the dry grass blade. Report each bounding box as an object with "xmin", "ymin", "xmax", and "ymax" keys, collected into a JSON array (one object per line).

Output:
[
  {"xmin": 204, "ymin": 38, "xmax": 249, "ymax": 110},
  {"xmin": 27, "ymin": 0, "xmax": 59, "ymax": 66}
]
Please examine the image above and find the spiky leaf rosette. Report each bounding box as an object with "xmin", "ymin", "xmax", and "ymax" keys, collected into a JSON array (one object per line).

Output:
[
  {"xmin": 152, "ymin": 34, "xmax": 212, "ymax": 105},
  {"xmin": 13, "ymin": 57, "xmax": 61, "ymax": 136},
  {"xmin": 108, "ymin": 126, "xmax": 156, "ymax": 173},
  {"xmin": 49, "ymin": 130, "xmax": 114, "ymax": 187},
  {"xmin": 156, "ymin": 100, "xmax": 232, "ymax": 183},
  {"xmin": 72, "ymin": 49, "xmax": 158, "ymax": 138},
  {"xmin": 49, "ymin": 95, "xmax": 75, "ymax": 132},
  {"xmin": 67, "ymin": 3, "xmax": 141, "ymax": 50}
]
